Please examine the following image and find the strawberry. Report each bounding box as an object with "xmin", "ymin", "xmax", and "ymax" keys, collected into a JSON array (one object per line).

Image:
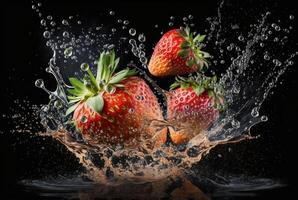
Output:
[
  {"xmin": 66, "ymin": 51, "xmax": 163, "ymax": 146},
  {"xmin": 148, "ymin": 27, "xmax": 210, "ymax": 77},
  {"xmin": 162, "ymin": 74, "xmax": 225, "ymax": 145}
]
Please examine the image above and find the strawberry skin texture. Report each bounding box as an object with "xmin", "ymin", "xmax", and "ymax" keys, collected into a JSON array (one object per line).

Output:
[
  {"xmin": 148, "ymin": 29, "xmax": 197, "ymax": 77},
  {"xmin": 73, "ymin": 77, "xmax": 163, "ymax": 145},
  {"xmin": 166, "ymin": 88, "xmax": 219, "ymax": 144}
]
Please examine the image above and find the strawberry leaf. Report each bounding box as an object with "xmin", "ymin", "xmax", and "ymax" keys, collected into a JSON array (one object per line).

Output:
[
  {"xmin": 193, "ymin": 34, "xmax": 206, "ymax": 43},
  {"xmin": 96, "ymin": 52, "xmax": 105, "ymax": 82},
  {"xmin": 178, "ymin": 27, "xmax": 211, "ymax": 71},
  {"xmin": 86, "ymin": 95, "xmax": 104, "ymax": 114},
  {"xmin": 186, "ymin": 58, "xmax": 195, "ymax": 67},
  {"xmin": 193, "ymin": 85, "xmax": 204, "ymax": 95},
  {"xmin": 65, "ymin": 102, "xmax": 80, "ymax": 116},
  {"xmin": 110, "ymin": 69, "xmax": 129, "ymax": 84},
  {"xmin": 69, "ymin": 77, "xmax": 85, "ymax": 89},
  {"xmin": 67, "ymin": 88, "xmax": 84, "ymax": 96},
  {"xmin": 69, "ymin": 99, "xmax": 81, "ymax": 104},
  {"xmin": 178, "ymin": 49, "xmax": 190, "ymax": 58},
  {"xmin": 181, "ymin": 41, "xmax": 190, "ymax": 49}
]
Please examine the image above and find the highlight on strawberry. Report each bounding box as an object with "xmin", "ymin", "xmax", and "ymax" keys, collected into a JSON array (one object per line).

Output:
[
  {"xmin": 158, "ymin": 74, "xmax": 225, "ymax": 145},
  {"xmin": 66, "ymin": 51, "xmax": 164, "ymax": 146},
  {"xmin": 148, "ymin": 27, "xmax": 210, "ymax": 77}
]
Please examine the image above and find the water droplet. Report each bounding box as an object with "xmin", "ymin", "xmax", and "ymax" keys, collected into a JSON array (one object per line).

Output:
[
  {"xmin": 260, "ymin": 43, "xmax": 264, "ymax": 47},
  {"xmin": 140, "ymin": 57, "xmax": 147, "ymax": 64},
  {"xmin": 136, "ymin": 95, "xmax": 144, "ymax": 100},
  {"xmin": 139, "ymin": 43, "xmax": 145, "ymax": 49},
  {"xmin": 63, "ymin": 31, "xmax": 69, "ymax": 38},
  {"xmin": 80, "ymin": 63, "xmax": 89, "ymax": 71},
  {"xmin": 64, "ymin": 47, "xmax": 73, "ymax": 58},
  {"xmin": 123, "ymin": 20, "xmax": 129, "ymax": 25},
  {"xmin": 183, "ymin": 17, "xmax": 188, "ymax": 21},
  {"xmin": 261, "ymin": 115, "xmax": 268, "ymax": 121},
  {"xmin": 289, "ymin": 15, "xmax": 294, "ymax": 20},
  {"xmin": 232, "ymin": 86, "xmax": 240, "ymax": 94},
  {"xmin": 188, "ymin": 15, "xmax": 193, "ymax": 19},
  {"xmin": 40, "ymin": 19, "xmax": 46, "ymax": 26},
  {"xmin": 129, "ymin": 39, "xmax": 136, "ymax": 45},
  {"xmin": 138, "ymin": 33, "xmax": 146, "ymax": 42},
  {"xmin": 46, "ymin": 15, "xmax": 52, "ymax": 20},
  {"xmin": 129, "ymin": 28, "xmax": 136, "ymax": 36},
  {"xmin": 62, "ymin": 19, "xmax": 69, "ymax": 26},
  {"xmin": 43, "ymin": 31, "xmax": 51, "ymax": 39},
  {"xmin": 220, "ymin": 60, "xmax": 225, "ymax": 64},
  {"xmin": 32, "ymin": 5, "xmax": 36, "ymax": 10},
  {"xmin": 50, "ymin": 21, "xmax": 56, "ymax": 26},
  {"xmin": 37, "ymin": 2, "xmax": 42, "ymax": 7},
  {"xmin": 138, "ymin": 51, "xmax": 145, "ymax": 57},
  {"xmin": 54, "ymin": 100, "xmax": 63, "ymax": 109},
  {"xmin": 49, "ymin": 94, "xmax": 56, "ymax": 100},
  {"xmin": 231, "ymin": 119, "xmax": 240, "ymax": 128},
  {"xmin": 227, "ymin": 45, "xmax": 233, "ymax": 51},
  {"xmin": 154, "ymin": 24, "xmax": 158, "ymax": 28},
  {"xmin": 41, "ymin": 105, "xmax": 49, "ymax": 112},
  {"xmin": 45, "ymin": 67, "xmax": 51, "ymax": 73},
  {"xmin": 111, "ymin": 28, "xmax": 116, "ymax": 33},
  {"xmin": 288, "ymin": 61, "xmax": 294, "ymax": 65},
  {"xmin": 169, "ymin": 22, "xmax": 174, "ymax": 26},
  {"xmin": 238, "ymin": 35, "xmax": 244, "ymax": 41},
  {"xmin": 108, "ymin": 44, "xmax": 115, "ymax": 50},
  {"xmin": 81, "ymin": 116, "xmax": 88, "ymax": 123},
  {"xmin": 269, "ymin": 82, "xmax": 274, "ymax": 87},
  {"xmin": 275, "ymin": 26, "xmax": 280, "ymax": 31},
  {"xmin": 251, "ymin": 107, "xmax": 259, "ymax": 118},
  {"xmin": 35, "ymin": 79, "xmax": 44, "ymax": 88},
  {"xmin": 128, "ymin": 108, "xmax": 135, "ymax": 113},
  {"xmin": 273, "ymin": 59, "xmax": 282, "ymax": 66},
  {"xmin": 264, "ymin": 53, "xmax": 270, "ymax": 60},
  {"xmin": 77, "ymin": 21, "xmax": 82, "ymax": 25},
  {"xmin": 273, "ymin": 37, "xmax": 279, "ymax": 42},
  {"xmin": 109, "ymin": 11, "xmax": 115, "ymax": 16}
]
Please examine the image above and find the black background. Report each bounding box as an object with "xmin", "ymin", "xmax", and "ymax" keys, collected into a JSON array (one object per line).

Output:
[{"xmin": 1, "ymin": 0, "xmax": 298, "ymax": 199}]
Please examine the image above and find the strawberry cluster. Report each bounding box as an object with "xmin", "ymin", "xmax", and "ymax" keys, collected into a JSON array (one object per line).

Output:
[{"xmin": 66, "ymin": 27, "xmax": 225, "ymax": 147}]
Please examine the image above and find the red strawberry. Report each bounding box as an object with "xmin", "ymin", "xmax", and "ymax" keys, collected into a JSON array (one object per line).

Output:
[
  {"xmin": 148, "ymin": 27, "xmax": 210, "ymax": 77},
  {"xmin": 160, "ymin": 75, "xmax": 225, "ymax": 145},
  {"xmin": 66, "ymin": 51, "xmax": 163, "ymax": 146}
]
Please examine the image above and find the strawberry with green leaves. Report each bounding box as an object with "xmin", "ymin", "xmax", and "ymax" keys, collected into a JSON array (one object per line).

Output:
[
  {"xmin": 148, "ymin": 27, "xmax": 210, "ymax": 77},
  {"xmin": 160, "ymin": 74, "xmax": 225, "ymax": 145},
  {"xmin": 66, "ymin": 51, "xmax": 163, "ymax": 146}
]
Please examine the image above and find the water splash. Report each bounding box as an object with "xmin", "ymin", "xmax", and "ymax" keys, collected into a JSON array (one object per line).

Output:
[{"xmin": 31, "ymin": 1, "xmax": 297, "ymax": 183}]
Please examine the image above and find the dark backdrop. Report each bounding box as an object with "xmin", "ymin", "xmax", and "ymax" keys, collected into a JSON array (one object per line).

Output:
[{"xmin": 1, "ymin": 0, "xmax": 298, "ymax": 199}]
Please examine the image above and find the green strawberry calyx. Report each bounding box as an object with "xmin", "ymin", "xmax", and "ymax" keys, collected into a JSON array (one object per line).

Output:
[
  {"xmin": 65, "ymin": 50, "xmax": 137, "ymax": 116},
  {"xmin": 178, "ymin": 26, "xmax": 210, "ymax": 70},
  {"xmin": 170, "ymin": 74, "xmax": 226, "ymax": 111}
]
